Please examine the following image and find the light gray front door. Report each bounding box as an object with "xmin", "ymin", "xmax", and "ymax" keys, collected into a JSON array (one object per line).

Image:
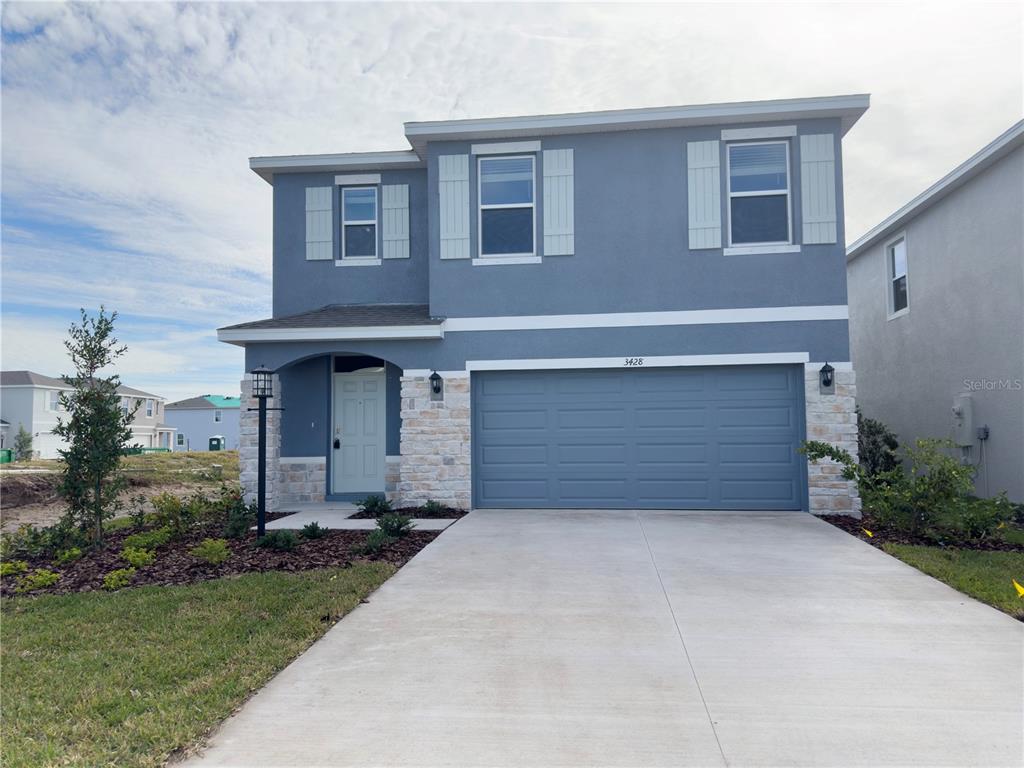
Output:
[
  {"xmin": 332, "ymin": 368, "xmax": 386, "ymax": 495},
  {"xmin": 472, "ymin": 365, "xmax": 806, "ymax": 510}
]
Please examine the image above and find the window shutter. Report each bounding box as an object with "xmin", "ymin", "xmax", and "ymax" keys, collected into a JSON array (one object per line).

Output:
[
  {"xmin": 439, "ymin": 154, "xmax": 470, "ymax": 259},
  {"xmin": 305, "ymin": 187, "xmax": 333, "ymax": 260},
  {"xmin": 382, "ymin": 184, "xmax": 410, "ymax": 259},
  {"xmin": 800, "ymin": 134, "xmax": 837, "ymax": 244},
  {"xmin": 543, "ymin": 149, "xmax": 574, "ymax": 255},
  {"xmin": 687, "ymin": 140, "xmax": 722, "ymax": 249}
]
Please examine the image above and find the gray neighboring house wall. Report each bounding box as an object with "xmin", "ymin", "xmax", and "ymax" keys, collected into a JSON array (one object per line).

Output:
[
  {"xmin": 221, "ymin": 95, "xmax": 871, "ymax": 513},
  {"xmin": 164, "ymin": 396, "xmax": 241, "ymax": 451},
  {"xmin": 847, "ymin": 122, "xmax": 1024, "ymax": 502},
  {"xmin": 0, "ymin": 371, "xmax": 176, "ymax": 458}
]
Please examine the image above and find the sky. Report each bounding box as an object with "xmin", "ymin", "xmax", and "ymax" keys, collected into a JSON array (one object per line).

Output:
[{"xmin": 1, "ymin": 1, "xmax": 1021, "ymax": 402}]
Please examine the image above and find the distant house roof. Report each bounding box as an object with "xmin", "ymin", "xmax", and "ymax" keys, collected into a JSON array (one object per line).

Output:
[
  {"xmin": 848, "ymin": 120, "xmax": 1024, "ymax": 260},
  {"xmin": 0, "ymin": 370, "xmax": 164, "ymax": 399},
  {"xmin": 218, "ymin": 304, "xmax": 444, "ymax": 345},
  {"xmin": 166, "ymin": 395, "xmax": 242, "ymax": 410}
]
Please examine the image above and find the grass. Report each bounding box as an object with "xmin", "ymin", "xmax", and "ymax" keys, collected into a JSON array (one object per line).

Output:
[
  {"xmin": 1, "ymin": 563, "xmax": 394, "ymax": 768},
  {"xmin": 883, "ymin": 543, "xmax": 1024, "ymax": 619},
  {"xmin": 119, "ymin": 450, "xmax": 239, "ymax": 485}
]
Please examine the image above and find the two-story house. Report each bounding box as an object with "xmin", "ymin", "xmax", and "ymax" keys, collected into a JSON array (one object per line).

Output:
[
  {"xmin": 0, "ymin": 370, "xmax": 176, "ymax": 458},
  {"xmin": 219, "ymin": 94, "xmax": 869, "ymax": 513},
  {"xmin": 164, "ymin": 395, "xmax": 241, "ymax": 452}
]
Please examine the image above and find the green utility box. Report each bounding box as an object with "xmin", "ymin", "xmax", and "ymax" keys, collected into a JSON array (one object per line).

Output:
[
  {"xmin": 208, "ymin": 436, "xmax": 225, "ymax": 451},
  {"xmin": 0, "ymin": 449, "xmax": 12, "ymax": 464}
]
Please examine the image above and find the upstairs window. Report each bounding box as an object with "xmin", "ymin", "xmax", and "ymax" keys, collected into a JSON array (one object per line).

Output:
[
  {"xmin": 48, "ymin": 391, "xmax": 63, "ymax": 411},
  {"xmin": 727, "ymin": 141, "xmax": 791, "ymax": 246},
  {"xmin": 888, "ymin": 236, "xmax": 909, "ymax": 315},
  {"xmin": 341, "ymin": 187, "xmax": 377, "ymax": 259},
  {"xmin": 479, "ymin": 156, "xmax": 535, "ymax": 257},
  {"xmin": 214, "ymin": 409, "xmax": 223, "ymax": 423},
  {"xmin": 146, "ymin": 399, "xmax": 154, "ymax": 418}
]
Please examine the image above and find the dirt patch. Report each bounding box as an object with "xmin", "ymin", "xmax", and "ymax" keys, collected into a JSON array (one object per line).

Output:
[
  {"xmin": 348, "ymin": 506, "xmax": 468, "ymax": 520},
  {"xmin": 0, "ymin": 521, "xmax": 439, "ymax": 597},
  {"xmin": 819, "ymin": 513, "xmax": 1024, "ymax": 552},
  {"xmin": 0, "ymin": 473, "xmax": 62, "ymax": 508}
]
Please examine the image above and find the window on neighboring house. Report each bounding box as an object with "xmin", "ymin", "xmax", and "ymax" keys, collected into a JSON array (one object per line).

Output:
[
  {"xmin": 176, "ymin": 433, "xmax": 184, "ymax": 447},
  {"xmin": 120, "ymin": 397, "xmax": 130, "ymax": 417},
  {"xmin": 479, "ymin": 156, "xmax": 535, "ymax": 257},
  {"xmin": 146, "ymin": 399, "xmax": 154, "ymax": 418},
  {"xmin": 888, "ymin": 236, "xmax": 909, "ymax": 314},
  {"xmin": 48, "ymin": 391, "xmax": 63, "ymax": 411},
  {"xmin": 727, "ymin": 141, "xmax": 791, "ymax": 246},
  {"xmin": 341, "ymin": 187, "xmax": 377, "ymax": 259},
  {"xmin": 214, "ymin": 410, "xmax": 223, "ymax": 423}
]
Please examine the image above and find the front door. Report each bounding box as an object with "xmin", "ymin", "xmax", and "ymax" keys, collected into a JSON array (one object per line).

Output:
[{"xmin": 332, "ymin": 368, "xmax": 386, "ymax": 495}]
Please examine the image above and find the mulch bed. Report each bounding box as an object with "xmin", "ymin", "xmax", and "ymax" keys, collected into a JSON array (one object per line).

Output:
[
  {"xmin": 348, "ymin": 506, "xmax": 468, "ymax": 520},
  {"xmin": 0, "ymin": 521, "xmax": 439, "ymax": 598},
  {"xmin": 819, "ymin": 513, "xmax": 1024, "ymax": 552}
]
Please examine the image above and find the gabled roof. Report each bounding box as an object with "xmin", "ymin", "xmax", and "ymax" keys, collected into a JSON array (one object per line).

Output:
[
  {"xmin": 0, "ymin": 370, "xmax": 164, "ymax": 399},
  {"xmin": 166, "ymin": 395, "xmax": 241, "ymax": 410},
  {"xmin": 848, "ymin": 120, "xmax": 1024, "ymax": 260},
  {"xmin": 217, "ymin": 304, "xmax": 444, "ymax": 345},
  {"xmin": 250, "ymin": 94, "xmax": 870, "ymax": 183}
]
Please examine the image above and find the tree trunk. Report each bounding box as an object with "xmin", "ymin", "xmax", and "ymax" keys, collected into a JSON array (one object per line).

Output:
[{"xmin": 94, "ymin": 473, "xmax": 103, "ymax": 543}]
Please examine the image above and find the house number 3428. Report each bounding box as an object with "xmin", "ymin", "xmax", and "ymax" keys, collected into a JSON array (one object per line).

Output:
[{"xmin": 624, "ymin": 357, "xmax": 644, "ymax": 367}]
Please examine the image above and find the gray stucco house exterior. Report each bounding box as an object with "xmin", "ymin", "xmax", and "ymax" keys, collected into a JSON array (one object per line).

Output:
[
  {"xmin": 847, "ymin": 121, "xmax": 1023, "ymax": 502},
  {"xmin": 164, "ymin": 395, "xmax": 241, "ymax": 452},
  {"xmin": 220, "ymin": 94, "xmax": 870, "ymax": 513}
]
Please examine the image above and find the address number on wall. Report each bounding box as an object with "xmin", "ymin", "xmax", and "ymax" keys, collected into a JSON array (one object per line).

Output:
[{"xmin": 623, "ymin": 357, "xmax": 645, "ymax": 367}]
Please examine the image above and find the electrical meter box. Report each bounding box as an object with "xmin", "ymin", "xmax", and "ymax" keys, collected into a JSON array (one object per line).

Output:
[{"xmin": 952, "ymin": 393, "xmax": 974, "ymax": 446}]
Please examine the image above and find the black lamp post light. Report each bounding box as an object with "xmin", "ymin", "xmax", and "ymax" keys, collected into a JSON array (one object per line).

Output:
[
  {"xmin": 248, "ymin": 366, "xmax": 283, "ymax": 537},
  {"xmin": 819, "ymin": 362, "xmax": 835, "ymax": 393},
  {"xmin": 429, "ymin": 370, "xmax": 443, "ymax": 401}
]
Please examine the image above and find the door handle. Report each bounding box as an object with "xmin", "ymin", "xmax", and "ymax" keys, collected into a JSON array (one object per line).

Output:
[{"xmin": 333, "ymin": 438, "xmax": 341, "ymax": 449}]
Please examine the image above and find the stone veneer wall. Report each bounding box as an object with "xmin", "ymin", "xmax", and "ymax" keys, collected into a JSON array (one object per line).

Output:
[
  {"xmin": 239, "ymin": 374, "xmax": 282, "ymax": 513},
  {"xmin": 805, "ymin": 364, "xmax": 861, "ymax": 516},
  {"xmin": 398, "ymin": 374, "xmax": 471, "ymax": 509},
  {"xmin": 278, "ymin": 458, "xmax": 326, "ymax": 504},
  {"xmin": 384, "ymin": 456, "xmax": 402, "ymax": 504}
]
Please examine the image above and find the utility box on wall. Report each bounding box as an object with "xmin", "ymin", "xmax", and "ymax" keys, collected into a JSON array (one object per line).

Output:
[{"xmin": 952, "ymin": 393, "xmax": 974, "ymax": 447}]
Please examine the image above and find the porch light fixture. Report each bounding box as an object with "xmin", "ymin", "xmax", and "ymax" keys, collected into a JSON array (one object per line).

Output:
[
  {"xmin": 819, "ymin": 362, "xmax": 835, "ymax": 390},
  {"xmin": 429, "ymin": 370, "xmax": 443, "ymax": 395},
  {"xmin": 251, "ymin": 365, "xmax": 274, "ymax": 399},
  {"xmin": 248, "ymin": 365, "xmax": 282, "ymax": 538}
]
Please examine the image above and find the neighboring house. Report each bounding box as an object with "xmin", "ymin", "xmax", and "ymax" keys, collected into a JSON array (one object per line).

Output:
[
  {"xmin": 164, "ymin": 395, "xmax": 241, "ymax": 451},
  {"xmin": 0, "ymin": 371, "xmax": 176, "ymax": 458},
  {"xmin": 847, "ymin": 121, "xmax": 1024, "ymax": 502},
  {"xmin": 219, "ymin": 94, "xmax": 870, "ymax": 513}
]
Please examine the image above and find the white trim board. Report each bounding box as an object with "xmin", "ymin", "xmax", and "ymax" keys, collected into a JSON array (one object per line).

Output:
[
  {"xmin": 335, "ymin": 173, "xmax": 381, "ymax": 186},
  {"xmin": 218, "ymin": 325, "xmax": 444, "ymax": 345},
  {"xmin": 466, "ymin": 352, "xmax": 812, "ymax": 371},
  {"xmin": 444, "ymin": 305, "xmax": 848, "ymax": 333},
  {"xmin": 806, "ymin": 361, "xmax": 853, "ymax": 371},
  {"xmin": 471, "ymin": 141, "xmax": 541, "ymax": 155},
  {"xmin": 721, "ymin": 125, "xmax": 796, "ymax": 140}
]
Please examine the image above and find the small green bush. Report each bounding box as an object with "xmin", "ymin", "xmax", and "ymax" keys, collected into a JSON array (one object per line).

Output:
[
  {"xmin": 301, "ymin": 521, "xmax": 327, "ymax": 539},
  {"xmin": 1, "ymin": 559, "xmax": 30, "ymax": 577},
  {"xmin": 190, "ymin": 538, "xmax": 231, "ymax": 565},
  {"xmin": 356, "ymin": 494, "xmax": 393, "ymax": 517},
  {"xmin": 353, "ymin": 529, "xmax": 396, "ymax": 555},
  {"xmin": 128, "ymin": 494, "xmax": 149, "ymax": 529},
  {"xmin": 54, "ymin": 547, "xmax": 83, "ymax": 565},
  {"xmin": 16, "ymin": 568, "xmax": 60, "ymax": 593},
  {"xmin": 857, "ymin": 407, "xmax": 900, "ymax": 478},
  {"xmin": 123, "ymin": 526, "xmax": 173, "ymax": 551},
  {"xmin": 377, "ymin": 512, "xmax": 414, "ymax": 538},
  {"xmin": 223, "ymin": 502, "xmax": 256, "ymax": 539},
  {"xmin": 255, "ymin": 530, "xmax": 298, "ymax": 551},
  {"xmin": 952, "ymin": 493, "xmax": 1015, "ymax": 543},
  {"xmin": 1, "ymin": 519, "xmax": 85, "ymax": 560},
  {"xmin": 103, "ymin": 567, "xmax": 136, "ymax": 591},
  {"xmin": 120, "ymin": 546, "xmax": 156, "ymax": 568},
  {"xmin": 420, "ymin": 499, "xmax": 445, "ymax": 515}
]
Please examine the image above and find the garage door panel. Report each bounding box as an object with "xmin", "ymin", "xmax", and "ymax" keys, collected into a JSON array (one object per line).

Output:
[{"xmin": 473, "ymin": 365, "xmax": 805, "ymax": 510}]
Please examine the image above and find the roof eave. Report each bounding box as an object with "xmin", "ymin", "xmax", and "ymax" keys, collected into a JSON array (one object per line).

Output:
[
  {"xmin": 217, "ymin": 325, "xmax": 445, "ymax": 346},
  {"xmin": 248, "ymin": 150, "xmax": 424, "ymax": 184}
]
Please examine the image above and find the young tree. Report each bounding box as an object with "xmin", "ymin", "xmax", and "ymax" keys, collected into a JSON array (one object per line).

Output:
[
  {"xmin": 13, "ymin": 425, "xmax": 33, "ymax": 461},
  {"xmin": 52, "ymin": 308, "xmax": 136, "ymax": 543}
]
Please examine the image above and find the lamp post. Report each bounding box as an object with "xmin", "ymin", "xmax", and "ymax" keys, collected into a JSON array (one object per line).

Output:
[{"xmin": 248, "ymin": 366, "xmax": 279, "ymax": 538}]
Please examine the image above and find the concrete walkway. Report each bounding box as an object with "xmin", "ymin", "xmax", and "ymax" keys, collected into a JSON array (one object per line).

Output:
[
  {"xmin": 186, "ymin": 510, "xmax": 1023, "ymax": 767},
  {"xmin": 264, "ymin": 502, "xmax": 457, "ymax": 531}
]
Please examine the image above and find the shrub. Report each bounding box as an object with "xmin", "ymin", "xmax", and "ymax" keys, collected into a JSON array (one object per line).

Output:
[
  {"xmin": 0, "ymin": 560, "xmax": 29, "ymax": 577},
  {"xmin": 123, "ymin": 526, "xmax": 172, "ymax": 551},
  {"xmin": 103, "ymin": 567, "xmax": 136, "ymax": 591},
  {"xmin": 0, "ymin": 519, "xmax": 85, "ymax": 560},
  {"xmin": 190, "ymin": 538, "xmax": 231, "ymax": 565},
  {"xmin": 120, "ymin": 546, "xmax": 156, "ymax": 568},
  {"xmin": 151, "ymin": 492, "xmax": 194, "ymax": 535},
  {"xmin": 353, "ymin": 529, "xmax": 396, "ymax": 555},
  {"xmin": 128, "ymin": 494, "xmax": 149, "ymax": 529},
  {"xmin": 255, "ymin": 530, "xmax": 298, "ymax": 551},
  {"xmin": 857, "ymin": 407, "xmax": 900, "ymax": 478},
  {"xmin": 301, "ymin": 521, "xmax": 327, "ymax": 539},
  {"xmin": 223, "ymin": 501, "xmax": 256, "ymax": 540},
  {"xmin": 356, "ymin": 494, "xmax": 392, "ymax": 517},
  {"xmin": 950, "ymin": 494, "xmax": 1015, "ymax": 543},
  {"xmin": 377, "ymin": 512, "xmax": 414, "ymax": 539},
  {"xmin": 16, "ymin": 568, "xmax": 60, "ymax": 593},
  {"xmin": 54, "ymin": 547, "xmax": 83, "ymax": 565},
  {"xmin": 420, "ymin": 499, "xmax": 445, "ymax": 515}
]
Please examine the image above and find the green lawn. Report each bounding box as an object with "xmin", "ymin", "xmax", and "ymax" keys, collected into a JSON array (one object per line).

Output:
[
  {"xmin": 883, "ymin": 543, "xmax": 1024, "ymax": 620},
  {"xmin": 1, "ymin": 563, "xmax": 394, "ymax": 768}
]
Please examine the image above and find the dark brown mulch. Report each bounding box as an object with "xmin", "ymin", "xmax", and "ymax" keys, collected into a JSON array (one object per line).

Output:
[
  {"xmin": 0, "ymin": 522, "xmax": 439, "ymax": 598},
  {"xmin": 348, "ymin": 506, "xmax": 468, "ymax": 520},
  {"xmin": 819, "ymin": 513, "xmax": 1024, "ymax": 552}
]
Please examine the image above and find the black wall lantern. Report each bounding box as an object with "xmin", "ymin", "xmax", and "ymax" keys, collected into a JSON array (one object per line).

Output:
[
  {"xmin": 819, "ymin": 362, "xmax": 835, "ymax": 394},
  {"xmin": 429, "ymin": 370, "xmax": 443, "ymax": 401},
  {"xmin": 248, "ymin": 366, "xmax": 282, "ymax": 537}
]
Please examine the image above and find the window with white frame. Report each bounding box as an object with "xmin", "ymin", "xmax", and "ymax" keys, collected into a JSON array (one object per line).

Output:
[
  {"xmin": 888, "ymin": 236, "xmax": 908, "ymax": 314},
  {"xmin": 478, "ymin": 156, "xmax": 535, "ymax": 257},
  {"xmin": 341, "ymin": 187, "xmax": 377, "ymax": 259},
  {"xmin": 176, "ymin": 433, "xmax": 185, "ymax": 447},
  {"xmin": 48, "ymin": 391, "xmax": 63, "ymax": 411},
  {"xmin": 146, "ymin": 399, "xmax": 154, "ymax": 418},
  {"xmin": 214, "ymin": 409, "xmax": 223, "ymax": 423},
  {"xmin": 727, "ymin": 141, "xmax": 791, "ymax": 246}
]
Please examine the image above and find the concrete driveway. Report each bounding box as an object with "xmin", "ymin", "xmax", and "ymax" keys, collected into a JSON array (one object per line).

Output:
[{"xmin": 185, "ymin": 510, "xmax": 1023, "ymax": 767}]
